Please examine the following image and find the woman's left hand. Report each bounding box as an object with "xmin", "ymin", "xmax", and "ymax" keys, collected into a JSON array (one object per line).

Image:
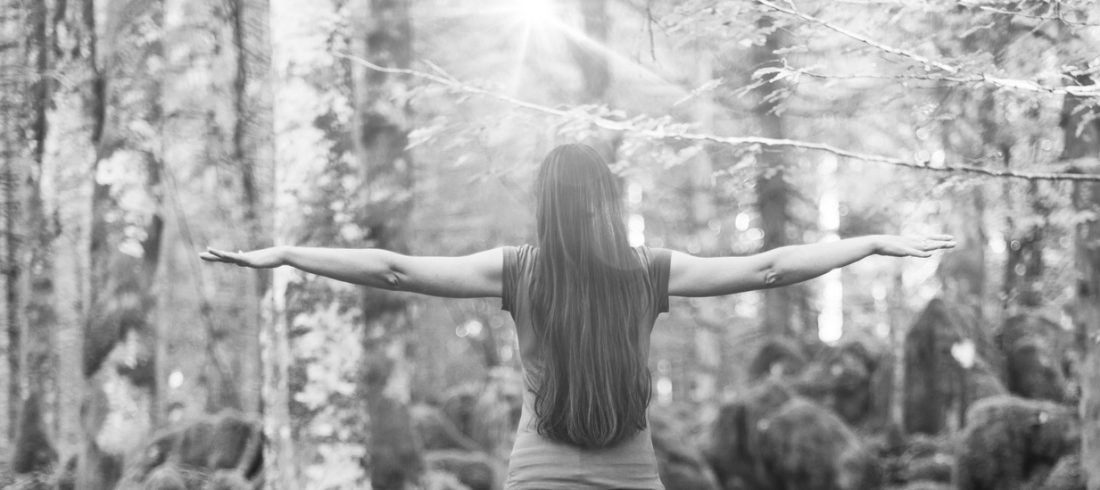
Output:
[
  {"xmin": 873, "ymin": 234, "xmax": 956, "ymax": 258},
  {"xmin": 199, "ymin": 246, "xmax": 286, "ymax": 268}
]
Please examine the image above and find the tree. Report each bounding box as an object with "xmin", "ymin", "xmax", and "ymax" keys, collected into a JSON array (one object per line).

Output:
[
  {"xmin": 1063, "ymin": 72, "xmax": 1100, "ymax": 490},
  {"xmin": 749, "ymin": 15, "xmax": 809, "ymax": 340},
  {"xmin": 78, "ymin": 0, "xmax": 166, "ymax": 486},
  {"xmin": 13, "ymin": 0, "xmax": 62, "ymax": 474},
  {"xmin": 1, "ymin": 0, "xmax": 24, "ymax": 444},
  {"xmin": 226, "ymin": 0, "xmax": 272, "ymax": 417},
  {"xmin": 351, "ymin": 0, "xmax": 422, "ymax": 485}
]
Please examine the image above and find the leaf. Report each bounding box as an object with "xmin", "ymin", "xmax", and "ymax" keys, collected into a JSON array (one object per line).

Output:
[{"xmin": 751, "ymin": 66, "xmax": 785, "ymax": 81}]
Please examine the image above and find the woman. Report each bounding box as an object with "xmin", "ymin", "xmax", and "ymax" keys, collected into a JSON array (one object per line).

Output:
[{"xmin": 201, "ymin": 143, "xmax": 954, "ymax": 489}]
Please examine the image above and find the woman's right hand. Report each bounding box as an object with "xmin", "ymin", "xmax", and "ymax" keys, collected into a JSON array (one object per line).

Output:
[
  {"xmin": 873, "ymin": 234, "xmax": 956, "ymax": 258},
  {"xmin": 199, "ymin": 246, "xmax": 286, "ymax": 269}
]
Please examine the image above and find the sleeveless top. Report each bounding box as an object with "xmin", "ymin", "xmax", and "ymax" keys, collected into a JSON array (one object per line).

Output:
[{"xmin": 500, "ymin": 244, "xmax": 671, "ymax": 490}]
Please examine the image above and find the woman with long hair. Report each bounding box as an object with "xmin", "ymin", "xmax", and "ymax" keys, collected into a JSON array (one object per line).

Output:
[{"xmin": 201, "ymin": 143, "xmax": 954, "ymax": 489}]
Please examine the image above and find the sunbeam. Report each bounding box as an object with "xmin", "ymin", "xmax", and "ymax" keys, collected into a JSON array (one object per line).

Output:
[
  {"xmin": 546, "ymin": 16, "xmax": 689, "ymax": 97},
  {"xmin": 423, "ymin": 0, "xmax": 690, "ymax": 103}
]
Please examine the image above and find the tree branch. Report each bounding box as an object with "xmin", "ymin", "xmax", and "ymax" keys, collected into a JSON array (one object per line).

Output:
[
  {"xmin": 755, "ymin": 0, "xmax": 1100, "ymax": 98},
  {"xmin": 336, "ymin": 53, "xmax": 1100, "ymax": 183}
]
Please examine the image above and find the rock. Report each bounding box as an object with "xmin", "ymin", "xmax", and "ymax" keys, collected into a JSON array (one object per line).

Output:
[
  {"xmin": 997, "ymin": 314, "xmax": 1075, "ymax": 403},
  {"xmin": 441, "ymin": 368, "xmax": 523, "ymax": 457},
  {"xmin": 954, "ymin": 395, "xmax": 1079, "ymax": 490},
  {"xmin": 423, "ymin": 450, "xmax": 501, "ymax": 490},
  {"xmin": 896, "ymin": 434, "xmax": 954, "ymax": 485},
  {"xmin": 748, "ymin": 336, "xmax": 807, "ymax": 380},
  {"xmin": 1038, "ymin": 454, "xmax": 1085, "ymax": 490},
  {"xmin": 422, "ymin": 469, "xmax": 473, "ymax": 490},
  {"xmin": 412, "ymin": 403, "xmax": 483, "ymax": 452},
  {"xmin": 705, "ymin": 382, "xmax": 880, "ymax": 490},
  {"xmin": 122, "ymin": 411, "xmax": 263, "ymax": 489},
  {"xmin": 202, "ymin": 471, "xmax": 253, "ymax": 490},
  {"xmin": 649, "ymin": 408, "xmax": 720, "ymax": 490},
  {"xmin": 794, "ymin": 338, "xmax": 892, "ymax": 429},
  {"xmin": 141, "ymin": 465, "xmax": 187, "ymax": 490},
  {"xmin": 903, "ymin": 298, "xmax": 1005, "ymax": 435}
]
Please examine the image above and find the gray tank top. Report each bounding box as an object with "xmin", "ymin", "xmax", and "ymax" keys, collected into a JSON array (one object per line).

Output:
[{"xmin": 501, "ymin": 244, "xmax": 671, "ymax": 489}]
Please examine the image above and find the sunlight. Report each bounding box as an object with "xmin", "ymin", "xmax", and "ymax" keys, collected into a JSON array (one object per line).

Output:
[
  {"xmin": 424, "ymin": 0, "xmax": 691, "ymax": 101},
  {"xmin": 507, "ymin": 19, "xmax": 534, "ymax": 95},
  {"xmin": 515, "ymin": 0, "xmax": 556, "ymax": 26},
  {"xmin": 550, "ymin": 18, "xmax": 689, "ymax": 96}
]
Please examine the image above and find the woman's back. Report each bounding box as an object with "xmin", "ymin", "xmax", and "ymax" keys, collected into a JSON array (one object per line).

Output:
[{"xmin": 501, "ymin": 244, "xmax": 670, "ymax": 489}]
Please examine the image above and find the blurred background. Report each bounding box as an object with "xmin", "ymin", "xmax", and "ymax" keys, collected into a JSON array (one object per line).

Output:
[{"xmin": 0, "ymin": 0, "xmax": 1098, "ymax": 488}]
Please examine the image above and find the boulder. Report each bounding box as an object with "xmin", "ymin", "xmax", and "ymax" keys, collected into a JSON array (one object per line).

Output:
[
  {"xmin": 954, "ymin": 395, "xmax": 1079, "ymax": 490},
  {"xmin": 705, "ymin": 382, "xmax": 880, "ymax": 490},
  {"xmin": 649, "ymin": 408, "xmax": 720, "ymax": 490},
  {"xmin": 423, "ymin": 450, "xmax": 500, "ymax": 490},
  {"xmin": 997, "ymin": 314, "xmax": 1076, "ymax": 403},
  {"xmin": 904, "ymin": 298, "xmax": 1005, "ymax": 435}
]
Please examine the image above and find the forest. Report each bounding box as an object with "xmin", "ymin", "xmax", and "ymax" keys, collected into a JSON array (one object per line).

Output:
[{"xmin": 0, "ymin": 0, "xmax": 1098, "ymax": 489}]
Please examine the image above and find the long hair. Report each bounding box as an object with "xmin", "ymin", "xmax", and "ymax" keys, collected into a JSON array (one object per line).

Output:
[{"xmin": 528, "ymin": 143, "xmax": 653, "ymax": 448}]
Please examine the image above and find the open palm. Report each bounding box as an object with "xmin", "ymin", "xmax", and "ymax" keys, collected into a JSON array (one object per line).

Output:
[
  {"xmin": 199, "ymin": 247, "xmax": 284, "ymax": 268},
  {"xmin": 875, "ymin": 234, "xmax": 956, "ymax": 258}
]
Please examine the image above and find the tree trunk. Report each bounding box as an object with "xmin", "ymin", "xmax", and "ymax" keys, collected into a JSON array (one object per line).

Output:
[
  {"xmin": 351, "ymin": 0, "xmax": 421, "ymax": 486},
  {"xmin": 14, "ymin": 0, "xmax": 61, "ymax": 473},
  {"xmin": 227, "ymin": 0, "xmax": 272, "ymax": 416},
  {"xmin": 79, "ymin": 0, "xmax": 166, "ymax": 487},
  {"xmin": 73, "ymin": 0, "xmax": 118, "ymax": 487},
  {"xmin": 1, "ymin": 0, "xmax": 23, "ymax": 443},
  {"xmin": 1062, "ymin": 72, "xmax": 1100, "ymax": 490},
  {"xmin": 0, "ymin": 0, "xmax": 20, "ymax": 440},
  {"xmin": 749, "ymin": 17, "xmax": 805, "ymax": 339}
]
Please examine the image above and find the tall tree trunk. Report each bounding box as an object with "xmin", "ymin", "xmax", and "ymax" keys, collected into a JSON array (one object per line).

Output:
[
  {"xmin": 226, "ymin": 0, "xmax": 271, "ymax": 416},
  {"xmin": 73, "ymin": 0, "xmax": 120, "ymax": 487},
  {"xmin": 78, "ymin": 0, "xmax": 166, "ymax": 486},
  {"xmin": 46, "ymin": 0, "xmax": 97, "ymax": 455},
  {"xmin": 1063, "ymin": 73, "xmax": 1100, "ymax": 490},
  {"xmin": 13, "ymin": 0, "xmax": 61, "ymax": 474},
  {"xmin": 352, "ymin": 0, "xmax": 420, "ymax": 486},
  {"xmin": 1, "ymin": 0, "xmax": 23, "ymax": 443},
  {"xmin": 749, "ymin": 17, "xmax": 805, "ymax": 339}
]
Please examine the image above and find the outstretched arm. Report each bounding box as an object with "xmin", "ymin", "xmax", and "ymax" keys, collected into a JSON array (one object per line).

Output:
[
  {"xmin": 667, "ymin": 234, "xmax": 954, "ymax": 297},
  {"xmin": 200, "ymin": 246, "xmax": 503, "ymax": 298}
]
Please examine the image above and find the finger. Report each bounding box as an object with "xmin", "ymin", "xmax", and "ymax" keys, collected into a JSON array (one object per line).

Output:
[
  {"xmin": 208, "ymin": 248, "xmax": 242, "ymax": 261},
  {"xmin": 927, "ymin": 234, "xmax": 955, "ymax": 241},
  {"xmin": 918, "ymin": 238, "xmax": 955, "ymax": 250},
  {"xmin": 200, "ymin": 254, "xmax": 236, "ymax": 264},
  {"xmin": 905, "ymin": 248, "xmax": 933, "ymax": 258},
  {"xmin": 206, "ymin": 249, "xmax": 247, "ymax": 265}
]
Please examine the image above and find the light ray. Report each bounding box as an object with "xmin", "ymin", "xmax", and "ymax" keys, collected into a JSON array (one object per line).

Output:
[
  {"xmin": 422, "ymin": 0, "xmax": 692, "ymax": 104},
  {"xmin": 545, "ymin": 16, "xmax": 689, "ymax": 97},
  {"xmin": 507, "ymin": 21, "xmax": 534, "ymax": 96}
]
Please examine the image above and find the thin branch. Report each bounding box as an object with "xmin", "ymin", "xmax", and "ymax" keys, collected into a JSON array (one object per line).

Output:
[
  {"xmin": 794, "ymin": 65, "xmax": 1095, "ymax": 95},
  {"xmin": 755, "ymin": 0, "xmax": 1100, "ymax": 98},
  {"xmin": 977, "ymin": 5, "xmax": 1100, "ymax": 28},
  {"xmin": 336, "ymin": 53, "xmax": 1100, "ymax": 183}
]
